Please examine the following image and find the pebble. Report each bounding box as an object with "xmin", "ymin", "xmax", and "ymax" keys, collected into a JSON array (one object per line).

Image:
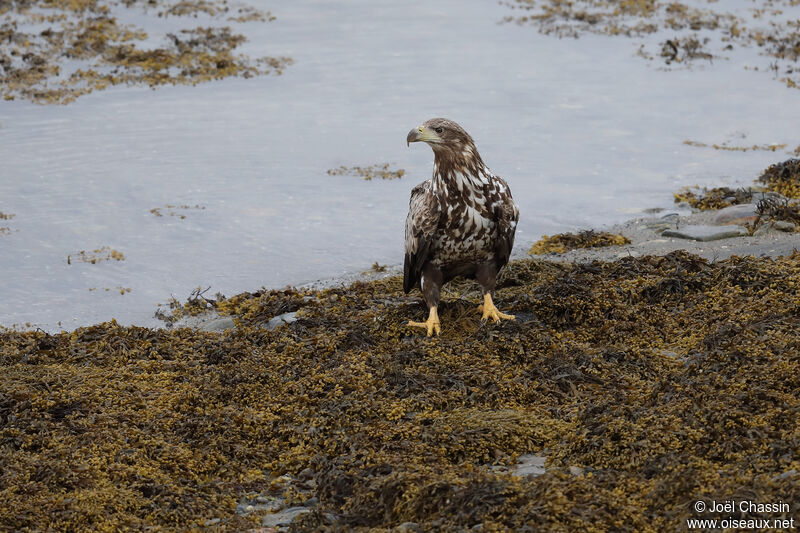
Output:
[
  {"xmin": 661, "ymin": 225, "xmax": 748, "ymax": 242},
  {"xmin": 261, "ymin": 506, "xmax": 311, "ymax": 527},
  {"xmin": 773, "ymin": 220, "xmax": 796, "ymax": 232},
  {"xmin": 396, "ymin": 522, "xmax": 421, "ymax": 532},
  {"xmin": 568, "ymin": 466, "xmax": 585, "ymax": 476},
  {"xmin": 266, "ymin": 311, "xmax": 298, "ymax": 330},
  {"xmin": 753, "ymin": 224, "xmax": 772, "ymax": 237},
  {"xmin": 199, "ymin": 316, "xmax": 236, "ymax": 332},
  {"xmin": 204, "ymin": 518, "xmax": 221, "ymax": 527},
  {"xmin": 641, "ymin": 218, "xmax": 675, "ymax": 232},
  {"xmin": 614, "ymin": 250, "xmax": 641, "ymax": 259},
  {"xmin": 239, "ymin": 496, "xmax": 284, "ymax": 514},
  {"xmin": 513, "ymin": 454, "xmax": 547, "ymax": 477}
]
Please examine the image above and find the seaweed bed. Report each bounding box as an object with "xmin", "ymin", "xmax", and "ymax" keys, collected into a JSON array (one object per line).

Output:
[
  {"xmin": 528, "ymin": 230, "xmax": 631, "ymax": 255},
  {"xmin": 503, "ymin": 0, "xmax": 800, "ymax": 90},
  {"xmin": 327, "ymin": 164, "xmax": 406, "ymax": 181},
  {"xmin": 672, "ymin": 159, "xmax": 800, "ymax": 230},
  {"xmin": 0, "ymin": 0, "xmax": 291, "ymax": 104},
  {"xmin": 2, "ymin": 250, "xmax": 799, "ymax": 531},
  {"xmin": 673, "ymin": 186, "xmax": 754, "ymax": 211}
]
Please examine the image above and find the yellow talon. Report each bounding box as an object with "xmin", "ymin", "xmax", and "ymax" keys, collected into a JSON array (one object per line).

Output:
[
  {"xmin": 408, "ymin": 306, "xmax": 441, "ymax": 336},
  {"xmin": 479, "ymin": 293, "xmax": 515, "ymax": 323}
]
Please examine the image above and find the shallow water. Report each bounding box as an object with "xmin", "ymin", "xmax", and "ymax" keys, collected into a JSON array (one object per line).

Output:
[{"xmin": 1, "ymin": 0, "xmax": 798, "ymax": 330}]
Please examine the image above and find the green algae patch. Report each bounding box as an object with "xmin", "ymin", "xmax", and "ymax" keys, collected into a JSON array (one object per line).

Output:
[
  {"xmin": 327, "ymin": 164, "xmax": 406, "ymax": 181},
  {"xmin": 758, "ymin": 159, "xmax": 800, "ymax": 200},
  {"xmin": 673, "ymin": 186, "xmax": 753, "ymax": 210},
  {"xmin": 528, "ymin": 230, "xmax": 630, "ymax": 255},
  {"xmin": 0, "ymin": 0, "xmax": 291, "ymax": 104},
  {"xmin": 8, "ymin": 251, "xmax": 798, "ymax": 529}
]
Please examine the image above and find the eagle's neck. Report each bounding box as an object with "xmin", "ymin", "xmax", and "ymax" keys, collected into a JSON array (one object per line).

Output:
[{"xmin": 431, "ymin": 142, "xmax": 488, "ymax": 196}]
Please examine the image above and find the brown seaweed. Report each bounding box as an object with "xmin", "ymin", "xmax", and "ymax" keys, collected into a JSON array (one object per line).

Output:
[{"xmin": 3, "ymin": 250, "xmax": 798, "ymax": 530}]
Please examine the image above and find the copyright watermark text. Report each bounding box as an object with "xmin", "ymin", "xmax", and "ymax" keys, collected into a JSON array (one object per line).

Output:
[{"xmin": 688, "ymin": 500, "xmax": 795, "ymax": 530}]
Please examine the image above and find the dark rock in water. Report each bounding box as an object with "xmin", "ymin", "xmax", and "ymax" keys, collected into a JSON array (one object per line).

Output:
[
  {"xmin": 662, "ymin": 225, "xmax": 748, "ymax": 241},
  {"xmin": 266, "ymin": 311, "xmax": 298, "ymax": 330}
]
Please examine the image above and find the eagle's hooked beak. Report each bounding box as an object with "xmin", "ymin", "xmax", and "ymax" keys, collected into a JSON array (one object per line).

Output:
[
  {"xmin": 406, "ymin": 126, "xmax": 424, "ymax": 146},
  {"xmin": 406, "ymin": 125, "xmax": 440, "ymax": 146}
]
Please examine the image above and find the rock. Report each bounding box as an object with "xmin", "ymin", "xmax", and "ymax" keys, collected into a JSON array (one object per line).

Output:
[
  {"xmin": 513, "ymin": 454, "xmax": 546, "ymax": 477},
  {"xmin": 661, "ymin": 225, "xmax": 748, "ymax": 242},
  {"xmin": 569, "ymin": 466, "xmax": 585, "ymax": 476},
  {"xmin": 261, "ymin": 506, "xmax": 311, "ymax": 527},
  {"xmin": 199, "ymin": 316, "xmax": 236, "ymax": 332},
  {"xmin": 249, "ymin": 496, "xmax": 284, "ymax": 513},
  {"xmin": 774, "ymin": 220, "xmax": 796, "ymax": 232},
  {"xmin": 749, "ymin": 190, "xmax": 785, "ymax": 203},
  {"xmin": 204, "ymin": 518, "xmax": 221, "ymax": 527},
  {"xmin": 396, "ymin": 522, "xmax": 421, "ymax": 532},
  {"xmin": 643, "ymin": 222, "xmax": 673, "ymax": 233},
  {"xmin": 753, "ymin": 224, "xmax": 772, "ymax": 237},
  {"xmin": 614, "ymin": 250, "xmax": 641, "ymax": 259},
  {"xmin": 712, "ymin": 203, "xmax": 757, "ymax": 225},
  {"xmin": 298, "ymin": 467, "xmax": 315, "ymax": 480},
  {"xmin": 266, "ymin": 311, "xmax": 297, "ymax": 330}
]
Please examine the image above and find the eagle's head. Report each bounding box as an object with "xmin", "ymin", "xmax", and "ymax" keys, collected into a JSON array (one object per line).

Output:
[
  {"xmin": 407, "ymin": 118, "xmax": 473, "ymax": 148},
  {"xmin": 407, "ymin": 118, "xmax": 483, "ymax": 172}
]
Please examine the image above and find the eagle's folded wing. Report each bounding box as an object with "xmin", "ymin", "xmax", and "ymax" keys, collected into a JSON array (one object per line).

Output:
[
  {"xmin": 491, "ymin": 176, "xmax": 519, "ymax": 271},
  {"xmin": 403, "ymin": 181, "xmax": 440, "ymax": 293}
]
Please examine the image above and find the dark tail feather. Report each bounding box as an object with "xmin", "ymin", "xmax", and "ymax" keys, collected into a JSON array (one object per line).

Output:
[{"xmin": 403, "ymin": 254, "xmax": 416, "ymax": 293}]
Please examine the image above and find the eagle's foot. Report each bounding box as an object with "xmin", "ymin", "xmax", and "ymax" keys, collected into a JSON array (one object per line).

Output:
[
  {"xmin": 479, "ymin": 293, "xmax": 515, "ymax": 324},
  {"xmin": 408, "ymin": 306, "xmax": 441, "ymax": 336}
]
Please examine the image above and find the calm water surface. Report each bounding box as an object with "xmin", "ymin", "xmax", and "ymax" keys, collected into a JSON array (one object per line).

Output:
[{"xmin": 1, "ymin": 0, "xmax": 798, "ymax": 330}]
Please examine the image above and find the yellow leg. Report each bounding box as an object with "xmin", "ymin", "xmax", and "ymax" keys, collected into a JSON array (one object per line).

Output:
[
  {"xmin": 408, "ymin": 306, "xmax": 441, "ymax": 336},
  {"xmin": 477, "ymin": 293, "xmax": 515, "ymax": 323}
]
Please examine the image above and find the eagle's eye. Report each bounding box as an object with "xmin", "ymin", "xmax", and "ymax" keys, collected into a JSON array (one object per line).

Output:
[{"xmin": 434, "ymin": 127, "xmax": 444, "ymax": 134}]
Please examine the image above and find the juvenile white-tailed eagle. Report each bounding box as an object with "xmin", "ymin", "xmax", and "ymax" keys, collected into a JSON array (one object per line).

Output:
[{"xmin": 404, "ymin": 118, "xmax": 519, "ymax": 336}]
